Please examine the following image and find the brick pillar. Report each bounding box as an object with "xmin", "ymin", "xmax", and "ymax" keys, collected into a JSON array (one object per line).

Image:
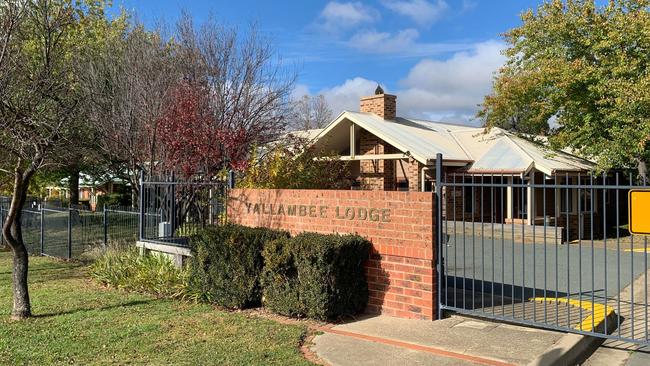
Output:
[
  {"xmin": 359, "ymin": 129, "xmax": 396, "ymax": 191},
  {"xmin": 406, "ymin": 158, "xmax": 421, "ymax": 192},
  {"xmin": 383, "ymin": 145, "xmax": 396, "ymax": 191}
]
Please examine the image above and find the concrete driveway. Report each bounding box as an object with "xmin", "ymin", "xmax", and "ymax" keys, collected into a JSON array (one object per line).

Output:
[{"xmin": 442, "ymin": 233, "xmax": 650, "ymax": 304}]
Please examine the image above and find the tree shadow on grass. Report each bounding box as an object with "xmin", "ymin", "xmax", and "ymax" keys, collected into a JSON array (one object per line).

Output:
[{"xmin": 33, "ymin": 299, "xmax": 155, "ymax": 319}]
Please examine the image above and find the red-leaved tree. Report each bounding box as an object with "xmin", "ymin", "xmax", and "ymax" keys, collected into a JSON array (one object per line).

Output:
[
  {"xmin": 155, "ymin": 15, "xmax": 295, "ymax": 179},
  {"xmin": 156, "ymin": 83, "xmax": 249, "ymax": 178}
]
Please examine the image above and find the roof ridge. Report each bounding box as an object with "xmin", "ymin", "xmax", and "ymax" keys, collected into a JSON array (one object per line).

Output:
[
  {"xmin": 502, "ymin": 132, "xmax": 556, "ymax": 174},
  {"xmin": 448, "ymin": 130, "xmax": 474, "ymax": 160}
]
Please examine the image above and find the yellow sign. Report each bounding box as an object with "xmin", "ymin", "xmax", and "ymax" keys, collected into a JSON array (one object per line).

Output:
[{"xmin": 629, "ymin": 189, "xmax": 650, "ymax": 235}]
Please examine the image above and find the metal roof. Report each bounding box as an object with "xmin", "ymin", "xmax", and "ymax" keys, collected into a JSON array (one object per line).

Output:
[{"xmin": 308, "ymin": 111, "xmax": 595, "ymax": 175}]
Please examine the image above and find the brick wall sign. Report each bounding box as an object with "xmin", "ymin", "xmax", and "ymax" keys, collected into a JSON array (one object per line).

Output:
[{"xmin": 227, "ymin": 189, "xmax": 436, "ymax": 320}]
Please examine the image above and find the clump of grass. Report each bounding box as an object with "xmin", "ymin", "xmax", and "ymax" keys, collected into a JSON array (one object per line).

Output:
[{"xmin": 90, "ymin": 246, "xmax": 188, "ymax": 299}]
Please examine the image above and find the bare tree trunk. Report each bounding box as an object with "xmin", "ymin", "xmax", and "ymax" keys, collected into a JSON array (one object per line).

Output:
[
  {"xmin": 2, "ymin": 162, "xmax": 33, "ymax": 320},
  {"xmin": 68, "ymin": 168, "xmax": 80, "ymax": 206},
  {"xmin": 638, "ymin": 158, "xmax": 648, "ymax": 185},
  {"xmin": 11, "ymin": 241, "xmax": 30, "ymax": 320}
]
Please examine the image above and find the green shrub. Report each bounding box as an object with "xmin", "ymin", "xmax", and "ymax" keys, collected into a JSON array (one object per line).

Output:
[
  {"xmin": 262, "ymin": 232, "xmax": 371, "ymax": 321},
  {"xmin": 188, "ymin": 224, "xmax": 289, "ymax": 309},
  {"xmin": 96, "ymin": 193, "xmax": 130, "ymax": 210},
  {"xmin": 90, "ymin": 246, "xmax": 188, "ymax": 298}
]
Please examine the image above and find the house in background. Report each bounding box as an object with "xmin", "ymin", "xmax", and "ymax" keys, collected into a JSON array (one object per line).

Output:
[
  {"xmin": 305, "ymin": 89, "xmax": 607, "ymax": 241},
  {"xmin": 45, "ymin": 173, "xmax": 130, "ymax": 210}
]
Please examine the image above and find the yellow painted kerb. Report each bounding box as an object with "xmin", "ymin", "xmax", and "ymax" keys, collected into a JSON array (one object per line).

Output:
[
  {"xmin": 532, "ymin": 297, "xmax": 614, "ymax": 332},
  {"xmin": 629, "ymin": 189, "xmax": 650, "ymax": 236}
]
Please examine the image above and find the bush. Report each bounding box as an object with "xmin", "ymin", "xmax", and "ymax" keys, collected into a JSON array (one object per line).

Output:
[
  {"xmin": 188, "ymin": 224, "xmax": 288, "ymax": 309},
  {"xmin": 90, "ymin": 246, "xmax": 188, "ymax": 298},
  {"xmin": 262, "ymin": 232, "xmax": 371, "ymax": 320},
  {"xmin": 96, "ymin": 192, "xmax": 131, "ymax": 210}
]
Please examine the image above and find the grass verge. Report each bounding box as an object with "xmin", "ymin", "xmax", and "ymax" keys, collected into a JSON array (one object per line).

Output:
[{"xmin": 0, "ymin": 251, "xmax": 313, "ymax": 366}]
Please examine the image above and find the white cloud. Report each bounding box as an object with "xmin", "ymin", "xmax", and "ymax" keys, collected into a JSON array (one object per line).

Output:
[
  {"xmin": 381, "ymin": 0, "xmax": 449, "ymax": 27},
  {"xmin": 306, "ymin": 40, "xmax": 505, "ymax": 125},
  {"xmin": 318, "ymin": 2, "xmax": 380, "ymax": 32},
  {"xmin": 290, "ymin": 83, "xmax": 311, "ymax": 101},
  {"xmin": 317, "ymin": 77, "xmax": 380, "ymax": 115},
  {"xmin": 346, "ymin": 28, "xmax": 474, "ymax": 57},
  {"xmin": 461, "ymin": 0, "xmax": 478, "ymax": 13},
  {"xmin": 398, "ymin": 40, "xmax": 505, "ymax": 119},
  {"xmin": 348, "ymin": 28, "xmax": 420, "ymax": 54}
]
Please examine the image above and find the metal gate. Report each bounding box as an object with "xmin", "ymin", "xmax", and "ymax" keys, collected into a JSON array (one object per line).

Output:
[
  {"xmin": 139, "ymin": 174, "xmax": 228, "ymax": 247},
  {"xmin": 435, "ymin": 156, "xmax": 650, "ymax": 345}
]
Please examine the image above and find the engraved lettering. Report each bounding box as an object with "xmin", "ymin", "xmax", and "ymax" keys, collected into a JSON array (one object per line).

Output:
[
  {"xmin": 381, "ymin": 209, "xmax": 391, "ymax": 223},
  {"xmin": 345, "ymin": 207, "xmax": 355, "ymax": 220},
  {"xmin": 357, "ymin": 207, "xmax": 368, "ymax": 220}
]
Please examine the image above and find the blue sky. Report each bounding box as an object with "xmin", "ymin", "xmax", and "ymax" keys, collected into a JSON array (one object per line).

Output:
[{"xmin": 109, "ymin": 0, "xmax": 547, "ymax": 125}]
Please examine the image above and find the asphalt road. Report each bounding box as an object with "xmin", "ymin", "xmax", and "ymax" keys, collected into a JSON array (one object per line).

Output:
[{"xmin": 442, "ymin": 232, "xmax": 650, "ymax": 304}]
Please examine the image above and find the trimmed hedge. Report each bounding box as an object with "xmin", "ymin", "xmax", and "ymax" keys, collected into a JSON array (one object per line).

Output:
[
  {"xmin": 262, "ymin": 232, "xmax": 371, "ymax": 321},
  {"xmin": 188, "ymin": 224, "xmax": 288, "ymax": 309}
]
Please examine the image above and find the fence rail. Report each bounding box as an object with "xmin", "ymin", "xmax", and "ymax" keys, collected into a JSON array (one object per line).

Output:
[{"xmin": 0, "ymin": 205, "xmax": 139, "ymax": 260}]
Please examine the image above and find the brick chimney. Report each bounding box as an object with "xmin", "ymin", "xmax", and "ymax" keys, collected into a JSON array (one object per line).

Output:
[{"xmin": 360, "ymin": 86, "xmax": 397, "ymax": 120}]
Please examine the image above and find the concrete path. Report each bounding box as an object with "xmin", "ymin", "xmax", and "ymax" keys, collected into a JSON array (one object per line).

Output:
[
  {"xmin": 583, "ymin": 269, "xmax": 650, "ymax": 365},
  {"xmin": 311, "ymin": 315, "xmax": 566, "ymax": 366}
]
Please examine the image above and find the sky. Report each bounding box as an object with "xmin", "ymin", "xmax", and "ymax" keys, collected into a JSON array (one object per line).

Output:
[{"xmin": 108, "ymin": 0, "xmax": 547, "ymax": 125}]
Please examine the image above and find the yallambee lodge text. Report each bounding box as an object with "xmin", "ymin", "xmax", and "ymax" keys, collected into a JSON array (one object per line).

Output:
[{"xmin": 244, "ymin": 203, "xmax": 391, "ymax": 223}]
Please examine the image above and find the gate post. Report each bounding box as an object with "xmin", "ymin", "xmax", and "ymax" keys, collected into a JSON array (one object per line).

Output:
[
  {"xmin": 67, "ymin": 208, "xmax": 72, "ymax": 259},
  {"xmin": 435, "ymin": 153, "xmax": 444, "ymax": 319},
  {"xmin": 103, "ymin": 206, "xmax": 108, "ymax": 248},
  {"xmin": 0, "ymin": 206, "xmax": 3, "ymax": 246},
  {"xmin": 139, "ymin": 171, "xmax": 145, "ymax": 241},
  {"xmin": 170, "ymin": 172, "xmax": 176, "ymax": 238},
  {"xmin": 40, "ymin": 208, "xmax": 44, "ymax": 255}
]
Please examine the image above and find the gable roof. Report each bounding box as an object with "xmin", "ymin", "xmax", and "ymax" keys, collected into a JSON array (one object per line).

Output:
[{"xmin": 309, "ymin": 111, "xmax": 594, "ymax": 175}]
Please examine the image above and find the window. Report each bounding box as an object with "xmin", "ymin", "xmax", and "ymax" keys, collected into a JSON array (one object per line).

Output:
[
  {"xmin": 580, "ymin": 189, "xmax": 594, "ymax": 213},
  {"xmin": 560, "ymin": 188, "xmax": 575, "ymax": 214}
]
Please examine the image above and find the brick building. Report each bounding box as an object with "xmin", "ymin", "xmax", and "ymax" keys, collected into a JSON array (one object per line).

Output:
[{"xmin": 300, "ymin": 89, "xmax": 604, "ymax": 241}]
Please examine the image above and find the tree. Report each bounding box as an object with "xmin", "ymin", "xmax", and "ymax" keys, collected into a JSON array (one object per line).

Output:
[
  {"xmin": 81, "ymin": 20, "xmax": 179, "ymax": 199},
  {"xmin": 479, "ymin": 0, "xmax": 650, "ymax": 179},
  {"xmin": 155, "ymin": 15, "xmax": 296, "ymax": 178},
  {"xmin": 156, "ymin": 83, "xmax": 250, "ymax": 178},
  {"xmin": 0, "ymin": 0, "xmax": 113, "ymax": 319},
  {"xmin": 289, "ymin": 94, "xmax": 333, "ymax": 131},
  {"xmin": 239, "ymin": 136, "xmax": 351, "ymax": 190}
]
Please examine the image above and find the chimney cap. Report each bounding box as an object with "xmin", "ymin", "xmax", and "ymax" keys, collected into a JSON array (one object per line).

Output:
[{"xmin": 374, "ymin": 84, "xmax": 384, "ymax": 95}]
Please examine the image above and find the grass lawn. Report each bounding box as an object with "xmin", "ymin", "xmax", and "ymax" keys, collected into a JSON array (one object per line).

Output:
[{"xmin": 0, "ymin": 251, "xmax": 313, "ymax": 365}]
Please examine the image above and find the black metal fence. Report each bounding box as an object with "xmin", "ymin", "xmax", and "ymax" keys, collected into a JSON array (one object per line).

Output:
[
  {"xmin": 0, "ymin": 172, "xmax": 229, "ymax": 259},
  {"xmin": 436, "ymin": 153, "xmax": 650, "ymax": 345},
  {"xmin": 139, "ymin": 175, "xmax": 228, "ymax": 247},
  {"xmin": 0, "ymin": 205, "xmax": 138, "ymax": 259}
]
